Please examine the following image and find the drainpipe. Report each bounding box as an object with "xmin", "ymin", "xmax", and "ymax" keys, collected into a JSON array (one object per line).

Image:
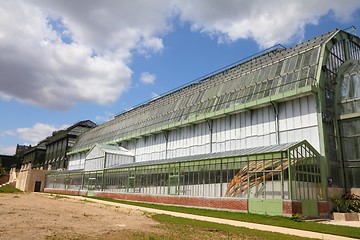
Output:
[
  {"xmin": 133, "ymin": 140, "xmax": 137, "ymax": 163},
  {"xmin": 102, "ymin": 153, "xmax": 106, "ymax": 191},
  {"xmin": 271, "ymin": 101, "xmax": 280, "ymax": 145},
  {"xmin": 205, "ymin": 119, "xmax": 213, "ymax": 153},
  {"xmin": 163, "ymin": 131, "xmax": 169, "ymax": 160},
  {"xmin": 81, "ymin": 172, "xmax": 85, "ymax": 190}
]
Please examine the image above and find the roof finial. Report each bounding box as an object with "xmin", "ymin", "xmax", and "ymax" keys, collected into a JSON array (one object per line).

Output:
[{"xmin": 343, "ymin": 26, "xmax": 357, "ymax": 36}]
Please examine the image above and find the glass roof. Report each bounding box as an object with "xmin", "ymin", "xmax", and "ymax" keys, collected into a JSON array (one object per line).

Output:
[
  {"xmin": 71, "ymin": 30, "xmax": 340, "ymax": 153},
  {"xmin": 55, "ymin": 141, "xmax": 319, "ymax": 172},
  {"xmin": 91, "ymin": 143, "xmax": 135, "ymax": 156},
  {"xmin": 339, "ymin": 60, "xmax": 360, "ymax": 115},
  {"xmin": 105, "ymin": 141, "xmax": 299, "ymax": 169}
]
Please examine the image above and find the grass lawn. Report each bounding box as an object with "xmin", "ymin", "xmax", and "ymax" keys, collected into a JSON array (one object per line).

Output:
[
  {"xmin": 86, "ymin": 213, "xmax": 314, "ymax": 240},
  {"xmin": 0, "ymin": 186, "xmax": 22, "ymax": 193},
  {"xmin": 151, "ymin": 214, "xmax": 313, "ymax": 240},
  {"xmin": 89, "ymin": 196, "xmax": 360, "ymax": 239}
]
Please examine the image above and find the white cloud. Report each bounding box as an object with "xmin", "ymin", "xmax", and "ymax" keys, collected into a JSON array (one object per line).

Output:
[
  {"xmin": 95, "ymin": 112, "xmax": 115, "ymax": 124},
  {"xmin": 174, "ymin": 0, "xmax": 360, "ymax": 48},
  {"xmin": 0, "ymin": 130, "xmax": 16, "ymax": 137},
  {"xmin": 0, "ymin": 0, "xmax": 172, "ymax": 110},
  {"xmin": 0, "ymin": 145, "xmax": 16, "ymax": 156},
  {"xmin": 0, "ymin": 92, "xmax": 12, "ymax": 101},
  {"xmin": 16, "ymin": 123, "xmax": 68, "ymax": 145},
  {"xmin": 0, "ymin": 1, "xmax": 359, "ymax": 111},
  {"xmin": 140, "ymin": 72, "xmax": 156, "ymax": 84},
  {"xmin": 151, "ymin": 92, "xmax": 160, "ymax": 99},
  {"xmin": 137, "ymin": 37, "xmax": 164, "ymax": 56}
]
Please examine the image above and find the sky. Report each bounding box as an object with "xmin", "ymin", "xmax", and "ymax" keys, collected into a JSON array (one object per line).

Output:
[{"xmin": 1, "ymin": 0, "xmax": 360, "ymax": 155}]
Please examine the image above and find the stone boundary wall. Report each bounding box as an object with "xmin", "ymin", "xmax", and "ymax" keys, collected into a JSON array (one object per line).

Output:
[{"xmin": 0, "ymin": 174, "xmax": 9, "ymax": 185}]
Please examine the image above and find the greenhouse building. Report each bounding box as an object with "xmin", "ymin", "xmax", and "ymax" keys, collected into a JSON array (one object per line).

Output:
[{"xmin": 45, "ymin": 28, "xmax": 360, "ymax": 217}]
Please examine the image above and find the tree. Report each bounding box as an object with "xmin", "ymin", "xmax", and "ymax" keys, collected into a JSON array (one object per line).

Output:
[{"xmin": 0, "ymin": 159, "xmax": 6, "ymax": 176}]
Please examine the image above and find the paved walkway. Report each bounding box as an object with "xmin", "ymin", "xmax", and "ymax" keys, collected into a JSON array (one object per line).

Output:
[
  {"xmin": 52, "ymin": 194, "xmax": 358, "ymax": 240},
  {"xmin": 320, "ymin": 219, "xmax": 360, "ymax": 228}
]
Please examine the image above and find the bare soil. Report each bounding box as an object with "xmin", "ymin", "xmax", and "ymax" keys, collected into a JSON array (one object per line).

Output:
[
  {"xmin": 0, "ymin": 192, "xmax": 316, "ymax": 240},
  {"xmin": 0, "ymin": 193, "xmax": 160, "ymax": 240}
]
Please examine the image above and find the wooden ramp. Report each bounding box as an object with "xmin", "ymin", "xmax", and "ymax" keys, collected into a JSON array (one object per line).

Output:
[{"xmin": 225, "ymin": 158, "xmax": 288, "ymax": 197}]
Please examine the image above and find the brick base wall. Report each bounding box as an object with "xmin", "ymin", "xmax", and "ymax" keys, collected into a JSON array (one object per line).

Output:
[
  {"xmin": 96, "ymin": 192, "xmax": 248, "ymax": 211},
  {"xmin": 45, "ymin": 188, "xmax": 79, "ymax": 195},
  {"xmin": 283, "ymin": 200, "xmax": 302, "ymax": 215},
  {"xmin": 44, "ymin": 188, "xmax": 248, "ymax": 211},
  {"xmin": 45, "ymin": 188, "xmax": 87, "ymax": 196},
  {"xmin": 44, "ymin": 189, "xmax": 331, "ymax": 216},
  {"xmin": 318, "ymin": 201, "xmax": 329, "ymax": 217}
]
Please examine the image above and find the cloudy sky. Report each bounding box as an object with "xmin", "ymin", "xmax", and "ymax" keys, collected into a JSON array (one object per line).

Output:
[{"xmin": 1, "ymin": 0, "xmax": 360, "ymax": 155}]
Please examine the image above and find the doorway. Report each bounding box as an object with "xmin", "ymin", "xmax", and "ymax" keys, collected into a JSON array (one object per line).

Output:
[{"xmin": 34, "ymin": 181, "xmax": 41, "ymax": 192}]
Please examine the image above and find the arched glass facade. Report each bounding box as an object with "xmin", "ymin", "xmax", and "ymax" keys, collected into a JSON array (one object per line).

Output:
[
  {"xmin": 321, "ymin": 33, "xmax": 360, "ymax": 187},
  {"xmin": 338, "ymin": 61, "xmax": 360, "ymax": 187}
]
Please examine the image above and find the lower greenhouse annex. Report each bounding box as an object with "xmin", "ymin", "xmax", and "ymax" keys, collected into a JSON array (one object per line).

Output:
[
  {"xmin": 46, "ymin": 141, "xmax": 322, "ymax": 216},
  {"xmin": 44, "ymin": 28, "xmax": 360, "ymax": 217}
]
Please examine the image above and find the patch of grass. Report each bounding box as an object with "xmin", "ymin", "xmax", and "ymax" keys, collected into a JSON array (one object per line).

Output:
[
  {"xmin": 89, "ymin": 196, "xmax": 360, "ymax": 239},
  {"xmin": 53, "ymin": 195, "xmax": 68, "ymax": 200},
  {"xmin": 152, "ymin": 214, "xmax": 312, "ymax": 240},
  {"xmin": 0, "ymin": 186, "xmax": 22, "ymax": 193},
  {"xmin": 80, "ymin": 199, "xmax": 91, "ymax": 203}
]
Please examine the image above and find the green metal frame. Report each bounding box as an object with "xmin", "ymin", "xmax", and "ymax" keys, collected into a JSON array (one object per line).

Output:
[
  {"xmin": 335, "ymin": 59, "xmax": 360, "ymax": 189},
  {"xmin": 69, "ymin": 54, "xmax": 322, "ymax": 156},
  {"xmin": 47, "ymin": 141, "xmax": 327, "ymax": 216},
  {"xmin": 50, "ymin": 141, "xmax": 324, "ymax": 200},
  {"xmin": 315, "ymin": 30, "xmax": 339, "ymax": 185},
  {"xmin": 316, "ymin": 30, "xmax": 360, "ymax": 190}
]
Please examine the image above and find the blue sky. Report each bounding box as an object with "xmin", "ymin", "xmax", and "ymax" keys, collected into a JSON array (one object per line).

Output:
[{"xmin": 1, "ymin": 0, "xmax": 360, "ymax": 155}]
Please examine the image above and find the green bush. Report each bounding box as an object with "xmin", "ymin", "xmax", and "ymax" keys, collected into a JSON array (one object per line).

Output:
[
  {"xmin": 290, "ymin": 213, "xmax": 304, "ymax": 222},
  {"xmin": 331, "ymin": 193, "xmax": 360, "ymax": 213}
]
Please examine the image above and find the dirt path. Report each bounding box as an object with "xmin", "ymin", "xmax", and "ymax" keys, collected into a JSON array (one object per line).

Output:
[{"xmin": 0, "ymin": 193, "xmax": 159, "ymax": 240}]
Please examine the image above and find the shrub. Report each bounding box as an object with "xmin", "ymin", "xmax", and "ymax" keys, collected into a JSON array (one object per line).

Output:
[
  {"xmin": 290, "ymin": 213, "xmax": 303, "ymax": 222},
  {"xmin": 331, "ymin": 194, "xmax": 360, "ymax": 213}
]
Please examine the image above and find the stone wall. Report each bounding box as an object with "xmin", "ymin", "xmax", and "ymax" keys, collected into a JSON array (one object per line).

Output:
[
  {"xmin": 16, "ymin": 169, "xmax": 50, "ymax": 192},
  {"xmin": 0, "ymin": 174, "xmax": 9, "ymax": 185},
  {"xmin": 350, "ymin": 188, "xmax": 360, "ymax": 196},
  {"xmin": 15, "ymin": 170, "xmax": 28, "ymax": 191},
  {"xmin": 9, "ymin": 167, "xmax": 18, "ymax": 182}
]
